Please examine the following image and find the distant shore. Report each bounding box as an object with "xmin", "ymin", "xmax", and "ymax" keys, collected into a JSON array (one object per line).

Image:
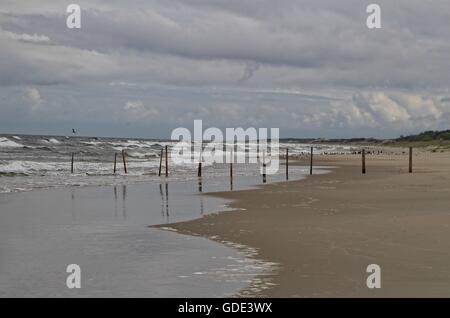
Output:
[{"xmin": 158, "ymin": 149, "xmax": 450, "ymax": 297}]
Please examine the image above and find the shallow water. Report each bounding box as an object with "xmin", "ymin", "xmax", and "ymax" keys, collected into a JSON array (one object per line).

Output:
[{"xmin": 0, "ymin": 182, "xmax": 260, "ymax": 297}]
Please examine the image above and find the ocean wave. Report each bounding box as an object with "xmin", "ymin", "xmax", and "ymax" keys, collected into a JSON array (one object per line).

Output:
[
  {"xmin": 36, "ymin": 146, "xmax": 53, "ymax": 151},
  {"xmin": 0, "ymin": 159, "xmax": 161, "ymax": 175},
  {"xmin": 126, "ymin": 151, "xmax": 159, "ymax": 159},
  {"xmin": 110, "ymin": 140, "xmax": 166, "ymax": 151},
  {"xmin": 0, "ymin": 161, "xmax": 64, "ymax": 174},
  {"xmin": 82, "ymin": 141, "xmax": 106, "ymax": 146},
  {"xmin": 0, "ymin": 137, "xmax": 24, "ymax": 148},
  {"xmin": 40, "ymin": 138, "xmax": 60, "ymax": 145},
  {"xmin": 0, "ymin": 171, "xmax": 30, "ymax": 177},
  {"xmin": 0, "ymin": 186, "xmax": 33, "ymax": 194}
]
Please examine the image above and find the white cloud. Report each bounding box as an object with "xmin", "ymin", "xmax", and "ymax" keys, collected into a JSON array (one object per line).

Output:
[
  {"xmin": 1, "ymin": 29, "xmax": 50, "ymax": 43},
  {"xmin": 348, "ymin": 92, "xmax": 448, "ymax": 132},
  {"xmin": 23, "ymin": 87, "xmax": 44, "ymax": 111},
  {"xmin": 124, "ymin": 100, "xmax": 160, "ymax": 120}
]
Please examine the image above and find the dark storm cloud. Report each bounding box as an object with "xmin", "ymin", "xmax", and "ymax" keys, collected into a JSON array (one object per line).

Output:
[{"xmin": 2, "ymin": 0, "xmax": 450, "ymax": 89}]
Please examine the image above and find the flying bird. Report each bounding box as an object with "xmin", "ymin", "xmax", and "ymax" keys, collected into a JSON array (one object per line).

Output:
[{"xmin": 72, "ymin": 128, "xmax": 76, "ymax": 134}]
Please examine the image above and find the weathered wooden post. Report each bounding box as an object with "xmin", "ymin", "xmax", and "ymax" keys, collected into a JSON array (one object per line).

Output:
[
  {"xmin": 310, "ymin": 146, "xmax": 313, "ymax": 175},
  {"xmin": 158, "ymin": 148, "xmax": 163, "ymax": 176},
  {"xmin": 165, "ymin": 145, "xmax": 168, "ymax": 177},
  {"xmin": 409, "ymin": 147, "xmax": 413, "ymax": 173},
  {"xmin": 230, "ymin": 147, "xmax": 233, "ymax": 190},
  {"xmin": 113, "ymin": 153, "xmax": 117, "ymax": 174},
  {"xmin": 262, "ymin": 151, "xmax": 267, "ymax": 183},
  {"xmin": 286, "ymin": 148, "xmax": 289, "ymax": 180},
  {"xmin": 71, "ymin": 152, "xmax": 74, "ymax": 174},
  {"xmin": 257, "ymin": 140, "xmax": 260, "ymax": 161},
  {"xmin": 165, "ymin": 182, "xmax": 169, "ymax": 216},
  {"xmin": 122, "ymin": 150, "xmax": 128, "ymax": 174},
  {"xmin": 362, "ymin": 149, "xmax": 366, "ymax": 174},
  {"xmin": 198, "ymin": 144, "xmax": 202, "ymax": 177}
]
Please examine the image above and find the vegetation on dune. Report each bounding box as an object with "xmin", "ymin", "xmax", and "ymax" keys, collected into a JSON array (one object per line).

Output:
[
  {"xmin": 281, "ymin": 130, "xmax": 450, "ymax": 152},
  {"xmin": 392, "ymin": 130, "xmax": 450, "ymax": 152},
  {"xmin": 396, "ymin": 130, "xmax": 450, "ymax": 142}
]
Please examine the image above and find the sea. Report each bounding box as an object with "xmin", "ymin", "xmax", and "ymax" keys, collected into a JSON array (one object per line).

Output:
[{"xmin": 0, "ymin": 134, "xmax": 354, "ymax": 194}]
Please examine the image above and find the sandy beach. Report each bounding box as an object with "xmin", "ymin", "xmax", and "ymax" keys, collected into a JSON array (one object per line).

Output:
[{"xmin": 160, "ymin": 150, "xmax": 450, "ymax": 297}]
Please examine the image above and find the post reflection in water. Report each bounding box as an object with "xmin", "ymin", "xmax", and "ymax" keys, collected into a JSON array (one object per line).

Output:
[
  {"xmin": 199, "ymin": 196, "xmax": 204, "ymax": 215},
  {"xmin": 198, "ymin": 177, "xmax": 202, "ymax": 193},
  {"xmin": 70, "ymin": 189, "xmax": 76, "ymax": 221},
  {"xmin": 122, "ymin": 185, "xmax": 127, "ymax": 219},
  {"xmin": 113, "ymin": 186, "xmax": 118, "ymax": 218},
  {"xmin": 159, "ymin": 182, "xmax": 170, "ymax": 222},
  {"xmin": 165, "ymin": 182, "xmax": 169, "ymax": 219},
  {"xmin": 159, "ymin": 183, "xmax": 164, "ymax": 217}
]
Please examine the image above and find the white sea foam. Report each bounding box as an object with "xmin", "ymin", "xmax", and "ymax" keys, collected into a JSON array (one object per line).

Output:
[
  {"xmin": 0, "ymin": 161, "xmax": 61, "ymax": 174},
  {"xmin": 39, "ymin": 138, "xmax": 61, "ymax": 145},
  {"xmin": 0, "ymin": 137, "xmax": 23, "ymax": 148},
  {"xmin": 82, "ymin": 140, "xmax": 105, "ymax": 146},
  {"xmin": 0, "ymin": 159, "xmax": 161, "ymax": 175},
  {"xmin": 0, "ymin": 185, "xmax": 32, "ymax": 194},
  {"xmin": 48, "ymin": 138, "xmax": 60, "ymax": 144}
]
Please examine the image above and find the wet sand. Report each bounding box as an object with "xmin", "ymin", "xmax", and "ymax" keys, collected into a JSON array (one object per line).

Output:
[{"xmin": 161, "ymin": 150, "xmax": 450, "ymax": 297}]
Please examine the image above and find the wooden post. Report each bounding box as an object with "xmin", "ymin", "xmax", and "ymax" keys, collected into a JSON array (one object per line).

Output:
[
  {"xmin": 165, "ymin": 182, "xmax": 169, "ymax": 216},
  {"xmin": 286, "ymin": 148, "xmax": 289, "ymax": 180},
  {"xmin": 122, "ymin": 150, "xmax": 128, "ymax": 174},
  {"xmin": 262, "ymin": 151, "xmax": 267, "ymax": 183},
  {"xmin": 158, "ymin": 148, "xmax": 163, "ymax": 176},
  {"xmin": 257, "ymin": 140, "xmax": 259, "ymax": 161},
  {"xmin": 198, "ymin": 143, "xmax": 202, "ymax": 177},
  {"xmin": 113, "ymin": 153, "xmax": 117, "ymax": 174},
  {"xmin": 409, "ymin": 147, "xmax": 413, "ymax": 173},
  {"xmin": 165, "ymin": 145, "xmax": 168, "ymax": 177},
  {"xmin": 230, "ymin": 148, "xmax": 233, "ymax": 189},
  {"xmin": 362, "ymin": 149, "xmax": 366, "ymax": 174},
  {"xmin": 71, "ymin": 152, "xmax": 74, "ymax": 174},
  {"xmin": 310, "ymin": 147, "xmax": 313, "ymax": 175}
]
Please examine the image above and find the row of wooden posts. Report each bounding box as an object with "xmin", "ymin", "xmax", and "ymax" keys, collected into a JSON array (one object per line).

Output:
[
  {"xmin": 70, "ymin": 146, "xmax": 414, "ymax": 180},
  {"xmin": 69, "ymin": 145, "xmax": 313, "ymax": 184},
  {"xmin": 361, "ymin": 146, "xmax": 413, "ymax": 174}
]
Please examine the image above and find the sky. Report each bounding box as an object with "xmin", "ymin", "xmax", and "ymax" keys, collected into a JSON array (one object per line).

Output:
[{"xmin": 1, "ymin": 0, "xmax": 450, "ymax": 139}]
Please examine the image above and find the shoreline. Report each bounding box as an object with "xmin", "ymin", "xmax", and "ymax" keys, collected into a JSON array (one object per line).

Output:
[{"xmin": 156, "ymin": 150, "xmax": 450, "ymax": 297}]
